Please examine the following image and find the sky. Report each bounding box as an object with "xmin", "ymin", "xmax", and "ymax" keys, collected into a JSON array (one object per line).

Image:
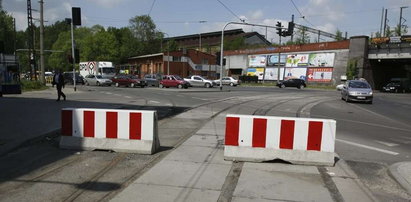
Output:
[{"xmin": 3, "ymin": 0, "xmax": 411, "ymax": 43}]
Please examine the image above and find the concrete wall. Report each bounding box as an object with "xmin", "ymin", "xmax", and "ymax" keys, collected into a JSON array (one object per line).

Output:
[
  {"xmin": 225, "ymin": 55, "xmax": 248, "ymax": 74},
  {"xmin": 332, "ymin": 50, "xmax": 349, "ymax": 85}
]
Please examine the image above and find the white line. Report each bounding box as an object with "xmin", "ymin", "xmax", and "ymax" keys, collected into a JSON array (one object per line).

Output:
[
  {"xmin": 124, "ymin": 96, "xmax": 132, "ymax": 99},
  {"xmin": 336, "ymin": 139, "xmax": 399, "ymax": 155},
  {"xmin": 191, "ymin": 97, "xmax": 209, "ymax": 100},
  {"xmin": 149, "ymin": 100, "xmax": 160, "ymax": 104},
  {"xmin": 105, "ymin": 92, "xmax": 112, "ymax": 94},
  {"xmin": 374, "ymin": 140, "xmax": 399, "ymax": 147}
]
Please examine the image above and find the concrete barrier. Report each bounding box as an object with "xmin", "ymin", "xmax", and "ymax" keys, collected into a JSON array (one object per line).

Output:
[
  {"xmin": 224, "ymin": 114, "xmax": 336, "ymax": 166},
  {"xmin": 60, "ymin": 108, "xmax": 160, "ymax": 154}
]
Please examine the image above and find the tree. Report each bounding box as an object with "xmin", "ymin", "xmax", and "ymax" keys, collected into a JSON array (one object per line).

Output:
[
  {"xmin": 0, "ymin": 10, "xmax": 15, "ymax": 54},
  {"xmin": 129, "ymin": 15, "xmax": 159, "ymax": 41},
  {"xmin": 394, "ymin": 24, "xmax": 407, "ymax": 36},
  {"xmin": 335, "ymin": 29, "xmax": 344, "ymax": 41},
  {"xmin": 294, "ymin": 27, "xmax": 310, "ymax": 44},
  {"xmin": 224, "ymin": 37, "xmax": 245, "ymax": 50},
  {"xmin": 385, "ymin": 25, "xmax": 393, "ymax": 37}
]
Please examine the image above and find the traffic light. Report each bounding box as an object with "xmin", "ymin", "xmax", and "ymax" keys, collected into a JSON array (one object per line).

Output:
[
  {"xmin": 276, "ymin": 21, "xmax": 282, "ymax": 36},
  {"xmin": 216, "ymin": 51, "xmax": 221, "ymax": 65},
  {"xmin": 287, "ymin": 21, "xmax": 294, "ymax": 36},
  {"xmin": 72, "ymin": 7, "xmax": 81, "ymax": 26},
  {"xmin": 74, "ymin": 49, "xmax": 80, "ymax": 63},
  {"xmin": 67, "ymin": 54, "xmax": 73, "ymax": 64}
]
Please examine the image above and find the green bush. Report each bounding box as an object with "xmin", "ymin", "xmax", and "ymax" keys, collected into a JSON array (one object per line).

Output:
[{"xmin": 21, "ymin": 80, "xmax": 48, "ymax": 91}]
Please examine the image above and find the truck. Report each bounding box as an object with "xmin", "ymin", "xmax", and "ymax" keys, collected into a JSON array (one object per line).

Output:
[{"xmin": 79, "ymin": 61, "xmax": 116, "ymax": 79}]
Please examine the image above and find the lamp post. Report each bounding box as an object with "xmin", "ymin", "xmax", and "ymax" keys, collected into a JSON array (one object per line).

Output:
[{"xmin": 163, "ymin": 33, "xmax": 170, "ymax": 75}]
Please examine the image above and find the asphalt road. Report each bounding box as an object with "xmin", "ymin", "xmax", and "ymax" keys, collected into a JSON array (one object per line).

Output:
[{"xmin": 0, "ymin": 84, "xmax": 410, "ymax": 201}]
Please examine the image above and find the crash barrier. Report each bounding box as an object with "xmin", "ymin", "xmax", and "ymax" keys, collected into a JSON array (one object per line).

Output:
[
  {"xmin": 224, "ymin": 114, "xmax": 336, "ymax": 166},
  {"xmin": 60, "ymin": 108, "xmax": 160, "ymax": 154}
]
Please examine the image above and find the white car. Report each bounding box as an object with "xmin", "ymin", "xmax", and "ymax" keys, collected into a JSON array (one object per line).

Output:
[
  {"xmin": 184, "ymin": 75, "xmax": 216, "ymax": 88},
  {"xmin": 84, "ymin": 74, "xmax": 112, "ymax": 86},
  {"xmin": 214, "ymin": 77, "xmax": 240, "ymax": 86},
  {"xmin": 336, "ymin": 84, "xmax": 344, "ymax": 91}
]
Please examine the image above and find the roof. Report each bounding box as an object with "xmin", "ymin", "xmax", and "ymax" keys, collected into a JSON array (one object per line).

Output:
[
  {"xmin": 165, "ymin": 29, "xmax": 245, "ymax": 41},
  {"xmin": 128, "ymin": 53, "xmax": 164, "ymax": 59}
]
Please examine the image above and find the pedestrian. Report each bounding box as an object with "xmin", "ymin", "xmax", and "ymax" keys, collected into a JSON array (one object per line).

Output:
[{"xmin": 52, "ymin": 69, "xmax": 66, "ymax": 101}]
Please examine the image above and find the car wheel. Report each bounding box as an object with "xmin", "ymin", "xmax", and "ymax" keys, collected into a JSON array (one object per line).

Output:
[
  {"xmin": 281, "ymin": 84, "xmax": 285, "ymax": 88},
  {"xmin": 131, "ymin": 83, "xmax": 135, "ymax": 88},
  {"xmin": 85, "ymin": 81, "xmax": 89, "ymax": 86},
  {"xmin": 229, "ymin": 83, "xmax": 234, "ymax": 86},
  {"xmin": 159, "ymin": 84, "xmax": 164, "ymax": 88},
  {"xmin": 345, "ymin": 95, "xmax": 349, "ymax": 102},
  {"xmin": 115, "ymin": 83, "xmax": 119, "ymax": 87},
  {"xmin": 96, "ymin": 81, "xmax": 100, "ymax": 86},
  {"xmin": 178, "ymin": 84, "xmax": 183, "ymax": 89},
  {"xmin": 298, "ymin": 84, "xmax": 304, "ymax": 89},
  {"xmin": 395, "ymin": 89, "xmax": 399, "ymax": 93},
  {"xmin": 205, "ymin": 83, "xmax": 211, "ymax": 88}
]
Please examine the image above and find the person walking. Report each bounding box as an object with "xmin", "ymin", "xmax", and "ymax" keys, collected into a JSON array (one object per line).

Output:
[{"xmin": 52, "ymin": 70, "xmax": 66, "ymax": 101}]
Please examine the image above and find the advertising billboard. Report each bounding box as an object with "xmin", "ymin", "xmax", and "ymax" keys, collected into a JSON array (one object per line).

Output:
[
  {"xmin": 267, "ymin": 54, "xmax": 287, "ymax": 66},
  {"xmin": 307, "ymin": 68, "xmax": 333, "ymax": 82},
  {"xmin": 264, "ymin": 68, "xmax": 284, "ymax": 81},
  {"xmin": 248, "ymin": 55, "xmax": 267, "ymax": 67},
  {"xmin": 308, "ymin": 53, "xmax": 335, "ymax": 67},
  {"xmin": 247, "ymin": 68, "xmax": 265, "ymax": 80},
  {"xmin": 285, "ymin": 54, "xmax": 309, "ymax": 67},
  {"xmin": 284, "ymin": 67, "xmax": 307, "ymax": 80}
]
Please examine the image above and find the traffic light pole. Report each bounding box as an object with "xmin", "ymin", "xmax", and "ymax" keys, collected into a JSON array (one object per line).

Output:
[
  {"xmin": 70, "ymin": 19, "xmax": 76, "ymax": 91},
  {"xmin": 220, "ymin": 21, "xmax": 282, "ymax": 91}
]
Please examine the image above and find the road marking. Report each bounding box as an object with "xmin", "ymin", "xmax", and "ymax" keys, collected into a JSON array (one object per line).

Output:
[
  {"xmin": 336, "ymin": 139, "xmax": 399, "ymax": 155},
  {"xmin": 149, "ymin": 100, "xmax": 160, "ymax": 104},
  {"xmin": 124, "ymin": 96, "xmax": 132, "ymax": 99},
  {"xmin": 105, "ymin": 92, "xmax": 112, "ymax": 95},
  {"xmin": 191, "ymin": 97, "xmax": 209, "ymax": 100},
  {"xmin": 374, "ymin": 140, "xmax": 399, "ymax": 147},
  {"xmin": 113, "ymin": 94, "xmax": 121, "ymax": 96}
]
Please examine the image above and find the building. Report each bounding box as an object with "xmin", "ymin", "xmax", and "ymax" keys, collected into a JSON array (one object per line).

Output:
[
  {"xmin": 164, "ymin": 29, "xmax": 271, "ymax": 54},
  {"xmin": 127, "ymin": 49, "xmax": 219, "ymax": 79}
]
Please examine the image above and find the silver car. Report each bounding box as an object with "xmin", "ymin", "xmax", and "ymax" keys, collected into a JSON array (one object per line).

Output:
[
  {"xmin": 341, "ymin": 80, "xmax": 373, "ymax": 104},
  {"xmin": 84, "ymin": 74, "xmax": 112, "ymax": 86},
  {"xmin": 214, "ymin": 77, "xmax": 240, "ymax": 86}
]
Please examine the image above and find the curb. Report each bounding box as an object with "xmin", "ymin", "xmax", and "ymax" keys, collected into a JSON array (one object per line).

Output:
[{"xmin": 389, "ymin": 162, "xmax": 411, "ymax": 194}]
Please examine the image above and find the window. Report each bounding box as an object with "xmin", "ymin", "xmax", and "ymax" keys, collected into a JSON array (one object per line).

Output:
[
  {"xmin": 172, "ymin": 56, "xmax": 181, "ymax": 62},
  {"xmin": 202, "ymin": 59, "xmax": 208, "ymax": 64},
  {"xmin": 194, "ymin": 77, "xmax": 202, "ymax": 80}
]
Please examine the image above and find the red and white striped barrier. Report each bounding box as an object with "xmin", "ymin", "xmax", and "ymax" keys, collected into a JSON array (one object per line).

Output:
[
  {"xmin": 60, "ymin": 108, "xmax": 159, "ymax": 154},
  {"xmin": 224, "ymin": 114, "xmax": 336, "ymax": 166}
]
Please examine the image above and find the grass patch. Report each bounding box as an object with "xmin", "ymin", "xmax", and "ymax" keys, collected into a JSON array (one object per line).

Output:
[
  {"xmin": 21, "ymin": 80, "xmax": 48, "ymax": 92},
  {"xmin": 306, "ymin": 85, "xmax": 337, "ymax": 90}
]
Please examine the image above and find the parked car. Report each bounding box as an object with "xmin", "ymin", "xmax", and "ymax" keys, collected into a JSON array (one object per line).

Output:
[
  {"xmin": 276, "ymin": 78, "xmax": 307, "ymax": 89},
  {"xmin": 84, "ymin": 74, "xmax": 112, "ymax": 86},
  {"xmin": 184, "ymin": 75, "xmax": 216, "ymax": 88},
  {"xmin": 341, "ymin": 80, "xmax": 373, "ymax": 104},
  {"xmin": 159, "ymin": 75, "xmax": 189, "ymax": 89},
  {"xmin": 144, "ymin": 74, "xmax": 162, "ymax": 87},
  {"xmin": 63, "ymin": 72, "xmax": 84, "ymax": 85},
  {"xmin": 111, "ymin": 74, "xmax": 146, "ymax": 88},
  {"xmin": 214, "ymin": 77, "xmax": 240, "ymax": 86},
  {"xmin": 336, "ymin": 83, "xmax": 344, "ymax": 91}
]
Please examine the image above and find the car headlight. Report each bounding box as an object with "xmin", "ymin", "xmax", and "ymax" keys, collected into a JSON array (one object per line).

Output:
[
  {"xmin": 349, "ymin": 91, "xmax": 356, "ymax": 95},
  {"xmin": 369, "ymin": 91, "xmax": 373, "ymax": 95}
]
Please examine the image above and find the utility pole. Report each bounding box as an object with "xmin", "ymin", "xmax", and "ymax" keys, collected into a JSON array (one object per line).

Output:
[
  {"xmin": 383, "ymin": 9, "xmax": 388, "ymax": 37},
  {"xmin": 27, "ymin": 0, "xmax": 36, "ymax": 80},
  {"xmin": 399, "ymin": 6, "xmax": 408, "ymax": 36},
  {"xmin": 290, "ymin": 15, "xmax": 294, "ymax": 42},
  {"xmin": 380, "ymin": 7, "xmax": 384, "ymax": 35},
  {"xmin": 39, "ymin": 0, "xmax": 45, "ymax": 84}
]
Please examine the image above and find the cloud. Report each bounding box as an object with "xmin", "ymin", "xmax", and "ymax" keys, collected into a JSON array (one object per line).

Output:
[
  {"xmin": 85, "ymin": 0, "xmax": 127, "ymax": 9},
  {"xmin": 301, "ymin": 0, "xmax": 345, "ymax": 22}
]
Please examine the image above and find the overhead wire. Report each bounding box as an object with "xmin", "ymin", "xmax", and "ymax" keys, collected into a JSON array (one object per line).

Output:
[
  {"xmin": 289, "ymin": 0, "xmax": 316, "ymax": 27},
  {"xmin": 148, "ymin": 0, "xmax": 157, "ymax": 16},
  {"xmin": 216, "ymin": 0, "xmax": 244, "ymax": 22}
]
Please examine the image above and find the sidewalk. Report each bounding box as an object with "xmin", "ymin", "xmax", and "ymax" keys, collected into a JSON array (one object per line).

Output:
[{"xmin": 112, "ymin": 107, "xmax": 377, "ymax": 202}]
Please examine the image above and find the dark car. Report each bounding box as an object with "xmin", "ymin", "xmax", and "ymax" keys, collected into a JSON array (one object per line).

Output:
[
  {"xmin": 277, "ymin": 78, "xmax": 307, "ymax": 89},
  {"xmin": 63, "ymin": 72, "xmax": 84, "ymax": 85},
  {"xmin": 111, "ymin": 74, "xmax": 146, "ymax": 88},
  {"xmin": 144, "ymin": 74, "xmax": 162, "ymax": 87},
  {"xmin": 159, "ymin": 75, "xmax": 189, "ymax": 89},
  {"xmin": 381, "ymin": 82, "xmax": 405, "ymax": 93}
]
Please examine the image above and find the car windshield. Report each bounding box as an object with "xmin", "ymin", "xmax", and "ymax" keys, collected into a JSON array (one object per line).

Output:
[
  {"xmin": 129, "ymin": 75, "xmax": 138, "ymax": 79},
  {"xmin": 349, "ymin": 81, "xmax": 369, "ymax": 88},
  {"xmin": 102, "ymin": 68, "xmax": 115, "ymax": 74},
  {"xmin": 174, "ymin": 75, "xmax": 183, "ymax": 80},
  {"xmin": 387, "ymin": 82, "xmax": 399, "ymax": 86},
  {"xmin": 96, "ymin": 75, "xmax": 103, "ymax": 79}
]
